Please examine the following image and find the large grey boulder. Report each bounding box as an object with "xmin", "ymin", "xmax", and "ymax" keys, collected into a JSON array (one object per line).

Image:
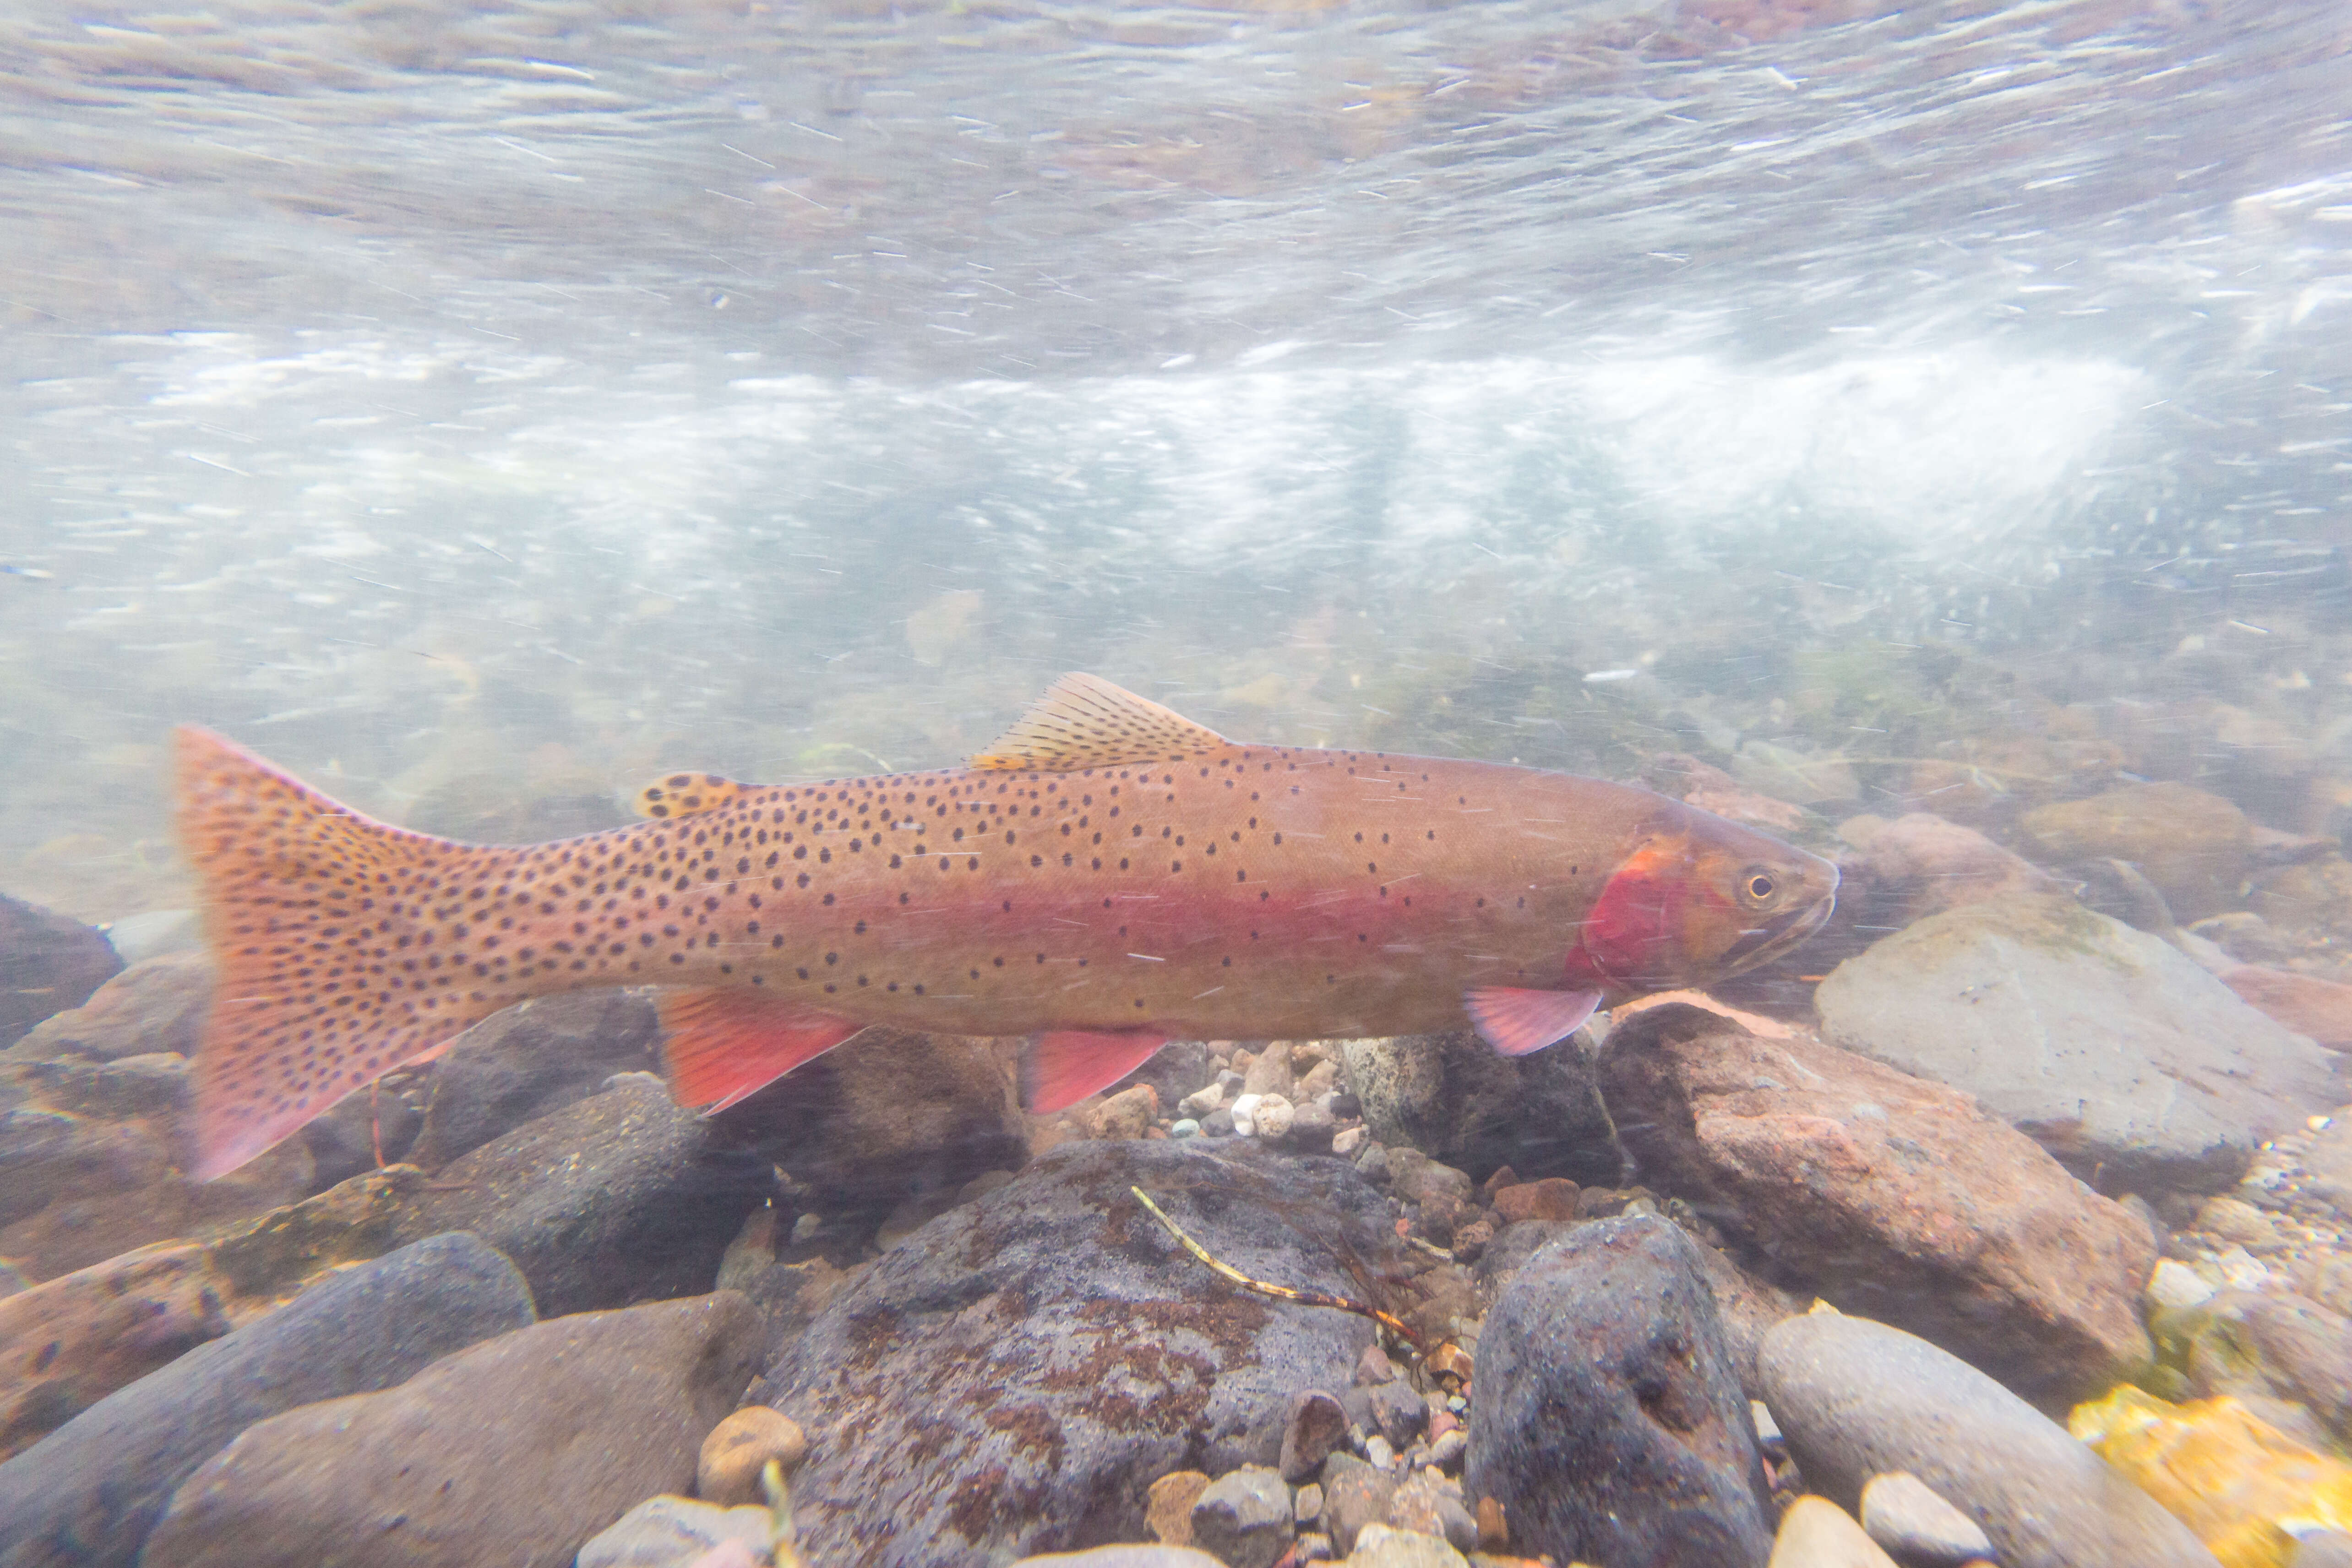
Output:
[{"xmin": 1816, "ymin": 893, "xmax": 2338, "ymax": 1193}]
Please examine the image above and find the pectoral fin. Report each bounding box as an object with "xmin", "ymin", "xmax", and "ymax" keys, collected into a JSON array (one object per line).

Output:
[
  {"xmin": 1464, "ymin": 986, "xmax": 1603, "ymax": 1058},
  {"xmin": 658, "ymin": 989, "xmax": 865, "ymax": 1113},
  {"xmin": 1020, "ymin": 1029, "xmax": 1168, "ymax": 1114}
]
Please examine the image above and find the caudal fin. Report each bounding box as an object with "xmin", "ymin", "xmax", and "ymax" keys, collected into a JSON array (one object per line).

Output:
[{"xmin": 175, "ymin": 728, "xmax": 523, "ymax": 1179}]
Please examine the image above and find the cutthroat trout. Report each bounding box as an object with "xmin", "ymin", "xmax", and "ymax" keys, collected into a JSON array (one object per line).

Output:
[{"xmin": 175, "ymin": 673, "xmax": 1836, "ymax": 1178}]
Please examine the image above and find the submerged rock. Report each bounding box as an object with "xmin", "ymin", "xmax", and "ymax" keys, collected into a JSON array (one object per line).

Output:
[
  {"xmin": 1338, "ymin": 1029, "xmax": 1617, "ymax": 1184},
  {"xmin": 716, "ymin": 1025, "xmax": 1026, "ymax": 1223},
  {"xmin": 2018, "ymin": 781, "xmax": 2251, "ymax": 921},
  {"xmin": 1599, "ymin": 1002, "xmax": 2157, "ymax": 1405},
  {"xmin": 0, "ymin": 1241, "xmax": 229, "ymax": 1462},
  {"xmin": 0, "ymin": 894, "xmax": 121, "ymax": 1050},
  {"xmin": 1815, "ymin": 892, "xmax": 2337, "ymax": 1193},
  {"xmin": 387, "ymin": 1074, "xmax": 772, "ymax": 1317},
  {"xmin": 751, "ymin": 1137, "xmax": 1387, "ymax": 1567},
  {"xmin": 142, "ymin": 1291, "xmax": 759, "ymax": 1568},
  {"xmin": 2, "ymin": 950, "xmax": 209, "ymax": 1065},
  {"xmin": 0, "ymin": 1231, "xmax": 533, "ymax": 1568},
  {"xmin": 697, "ymin": 1405, "xmax": 807, "ymax": 1506},
  {"xmin": 1755, "ymin": 1310, "xmax": 2219, "ymax": 1568},
  {"xmin": 575, "ymin": 1495, "xmax": 775, "ymax": 1568},
  {"xmin": 1465, "ymin": 1214, "xmax": 1775, "ymax": 1568},
  {"xmin": 405, "ymin": 989, "xmax": 663, "ymax": 1169},
  {"xmin": 1189, "ymin": 1465, "xmax": 1293, "ymax": 1568}
]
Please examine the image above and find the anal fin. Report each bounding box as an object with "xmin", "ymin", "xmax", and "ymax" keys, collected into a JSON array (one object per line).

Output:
[
  {"xmin": 1464, "ymin": 986, "xmax": 1603, "ymax": 1058},
  {"xmin": 1020, "ymin": 1029, "xmax": 1168, "ymax": 1114},
  {"xmin": 658, "ymin": 989, "xmax": 865, "ymax": 1113}
]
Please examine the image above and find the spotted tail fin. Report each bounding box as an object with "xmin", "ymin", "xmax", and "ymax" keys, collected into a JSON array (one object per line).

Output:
[{"xmin": 175, "ymin": 728, "xmax": 523, "ymax": 1179}]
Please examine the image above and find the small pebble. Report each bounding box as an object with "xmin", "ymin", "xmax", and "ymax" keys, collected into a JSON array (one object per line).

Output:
[
  {"xmin": 1750, "ymin": 1400, "xmax": 1781, "ymax": 1444},
  {"xmin": 1177, "ymin": 1084, "xmax": 1224, "ymax": 1119},
  {"xmin": 1280, "ymin": 1389, "xmax": 1350, "ymax": 1482},
  {"xmin": 696, "ymin": 1405, "xmax": 806, "ymax": 1506},
  {"xmin": 1250, "ymin": 1093, "xmax": 1296, "ymax": 1140},
  {"xmin": 1295, "ymin": 1482, "xmax": 1323, "ymax": 1524},
  {"xmin": 1346, "ymin": 1522, "xmax": 1470, "ymax": 1567},
  {"xmin": 1147, "ymin": 1470, "xmax": 1212, "ymax": 1546},
  {"xmin": 1444, "ymin": 1395, "xmax": 1466, "ymax": 1415},
  {"xmin": 1365, "ymin": 1434, "xmax": 1397, "ymax": 1469},
  {"xmin": 1426, "ymin": 1430, "xmax": 1467, "ymax": 1470},
  {"xmin": 2145, "ymin": 1257, "xmax": 2216, "ymax": 1309},
  {"xmin": 1231, "ymin": 1092, "xmax": 1264, "ymax": 1136},
  {"xmin": 1768, "ymin": 1495, "xmax": 1899, "ymax": 1567},
  {"xmin": 1170, "ymin": 1119, "xmax": 1200, "ymax": 1139},
  {"xmin": 1332, "ymin": 1126, "xmax": 1367, "ymax": 1156},
  {"xmin": 788, "ymin": 1213, "xmax": 822, "ymax": 1243},
  {"xmin": 1190, "ymin": 1465, "xmax": 1294, "ymax": 1568},
  {"xmin": 1356, "ymin": 1345, "xmax": 1399, "ymax": 1386},
  {"xmin": 1859, "ymin": 1472, "xmax": 1993, "ymax": 1567}
]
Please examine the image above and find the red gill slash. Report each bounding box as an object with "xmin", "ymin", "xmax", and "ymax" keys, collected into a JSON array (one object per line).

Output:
[{"xmin": 173, "ymin": 673, "xmax": 1838, "ymax": 1178}]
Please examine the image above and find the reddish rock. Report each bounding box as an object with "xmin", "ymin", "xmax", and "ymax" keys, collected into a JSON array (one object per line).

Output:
[
  {"xmin": 2219, "ymin": 965, "xmax": 2352, "ymax": 1049},
  {"xmin": 1598, "ymin": 1004, "xmax": 2155, "ymax": 1405},
  {"xmin": 1491, "ymin": 1178, "xmax": 1580, "ymax": 1225}
]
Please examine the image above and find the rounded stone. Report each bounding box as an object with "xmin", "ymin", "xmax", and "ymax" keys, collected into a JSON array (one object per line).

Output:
[
  {"xmin": 1189, "ymin": 1465, "xmax": 1294, "ymax": 1568},
  {"xmin": 1859, "ymin": 1471, "xmax": 1993, "ymax": 1566},
  {"xmin": 697, "ymin": 1405, "xmax": 807, "ymax": 1506},
  {"xmin": 1756, "ymin": 1311, "xmax": 2220, "ymax": 1568}
]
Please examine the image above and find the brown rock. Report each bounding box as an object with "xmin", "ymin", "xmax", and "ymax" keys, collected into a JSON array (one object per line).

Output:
[
  {"xmin": 1491, "ymin": 1178, "xmax": 1580, "ymax": 1225},
  {"xmin": 1690, "ymin": 1242, "xmax": 1804, "ymax": 1399},
  {"xmin": 142, "ymin": 1291, "xmax": 761, "ymax": 1568},
  {"xmin": 1476, "ymin": 1494, "xmax": 1509, "ymax": 1551},
  {"xmin": 1318, "ymin": 1452, "xmax": 1398, "ymax": 1553},
  {"xmin": 1279, "ymin": 1388, "xmax": 1348, "ymax": 1481},
  {"xmin": 698, "ymin": 1405, "xmax": 807, "ymax": 1505},
  {"xmin": 1148, "ymin": 1470, "xmax": 1211, "ymax": 1546},
  {"xmin": 1089, "ymin": 1083, "xmax": 1160, "ymax": 1141},
  {"xmin": 1836, "ymin": 813, "xmax": 2067, "ymax": 923},
  {"xmin": 0, "ymin": 1241, "xmax": 229, "ymax": 1460},
  {"xmin": 1600, "ymin": 1004, "xmax": 2156, "ymax": 1405},
  {"xmin": 2019, "ymin": 781, "xmax": 2250, "ymax": 920},
  {"xmin": 5, "ymin": 952, "xmax": 212, "ymax": 1064},
  {"xmin": 0, "ymin": 1131, "xmax": 315, "ymax": 1284}
]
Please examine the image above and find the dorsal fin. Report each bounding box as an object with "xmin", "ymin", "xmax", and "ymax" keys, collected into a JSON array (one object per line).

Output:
[
  {"xmin": 635, "ymin": 772, "xmax": 749, "ymax": 820},
  {"xmin": 970, "ymin": 673, "xmax": 1230, "ymax": 773}
]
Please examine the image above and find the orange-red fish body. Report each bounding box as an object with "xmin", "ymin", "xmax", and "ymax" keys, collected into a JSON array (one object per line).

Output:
[{"xmin": 174, "ymin": 675, "xmax": 1836, "ymax": 1177}]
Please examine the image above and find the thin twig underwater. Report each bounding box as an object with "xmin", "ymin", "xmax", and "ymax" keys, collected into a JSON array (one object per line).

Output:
[{"xmin": 1130, "ymin": 1183, "xmax": 1429, "ymax": 1357}]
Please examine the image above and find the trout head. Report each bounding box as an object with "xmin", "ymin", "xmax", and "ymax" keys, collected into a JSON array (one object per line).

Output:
[{"xmin": 1563, "ymin": 811, "xmax": 1838, "ymax": 996}]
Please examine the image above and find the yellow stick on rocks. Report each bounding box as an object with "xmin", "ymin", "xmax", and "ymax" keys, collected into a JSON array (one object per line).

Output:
[{"xmin": 1128, "ymin": 1185, "xmax": 1426, "ymax": 1353}]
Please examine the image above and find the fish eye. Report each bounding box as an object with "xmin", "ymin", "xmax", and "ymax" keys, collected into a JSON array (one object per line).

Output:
[{"xmin": 1739, "ymin": 867, "xmax": 1779, "ymax": 905}]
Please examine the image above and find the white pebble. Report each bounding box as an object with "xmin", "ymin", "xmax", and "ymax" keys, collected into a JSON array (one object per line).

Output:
[
  {"xmin": 1332, "ymin": 1126, "xmax": 1367, "ymax": 1156},
  {"xmin": 1365, "ymin": 1434, "xmax": 1397, "ymax": 1470},
  {"xmin": 2145, "ymin": 1258, "xmax": 2214, "ymax": 1310},
  {"xmin": 1230, "ymin": 1092, "xmax": 1263, "ymax": 1137}
]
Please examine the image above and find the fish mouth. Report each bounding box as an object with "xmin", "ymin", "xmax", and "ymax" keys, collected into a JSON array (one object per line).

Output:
[{"xmin": 1720, "ymin": 871, "xmax": 1840, "ymax": 978}]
